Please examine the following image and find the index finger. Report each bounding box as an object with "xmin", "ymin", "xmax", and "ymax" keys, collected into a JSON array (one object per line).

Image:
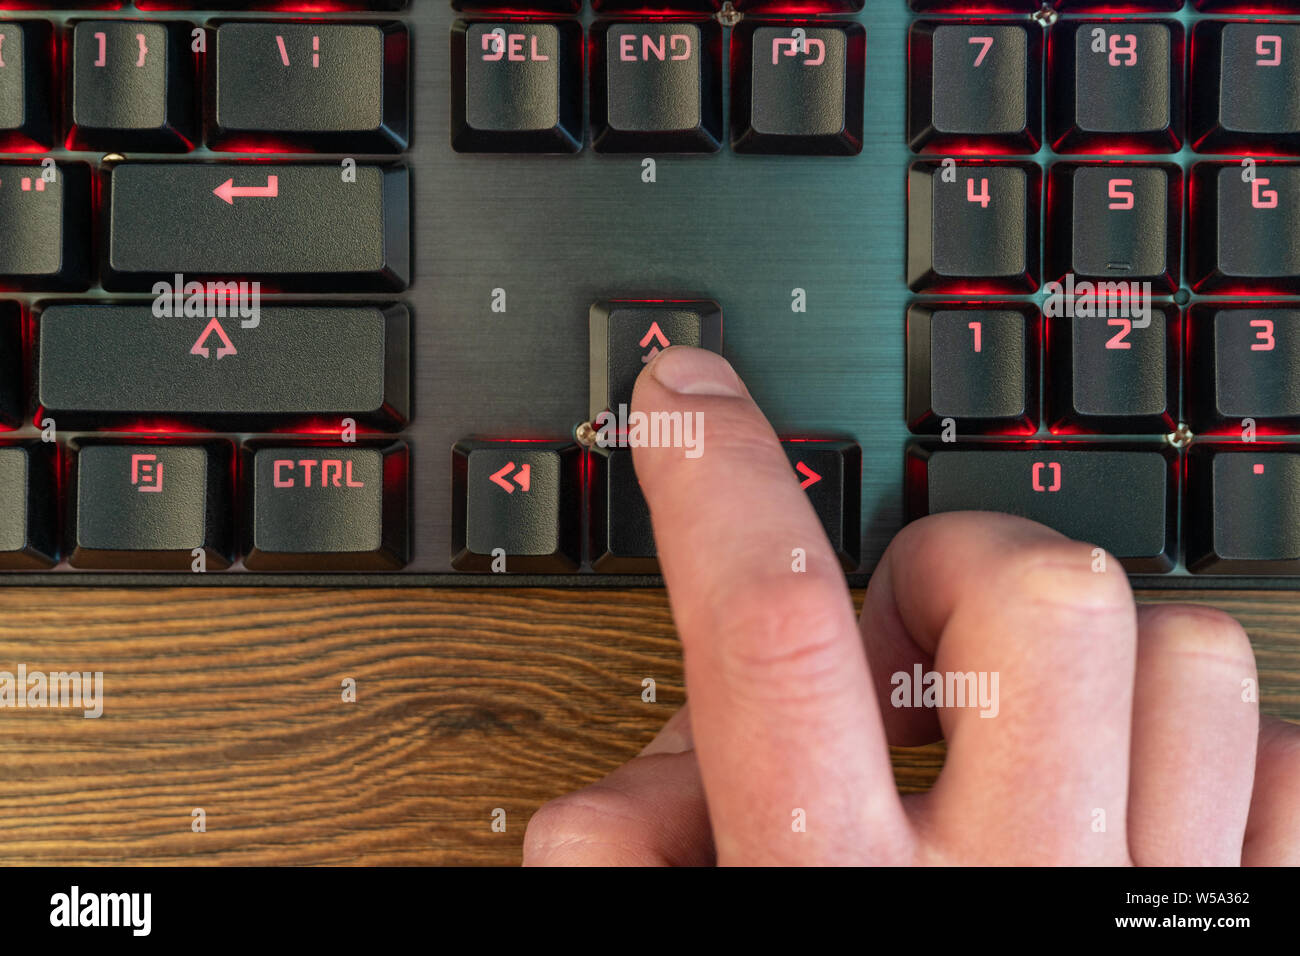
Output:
[{"xmin": 630, "ymin": 346, "xmax": 912, "ymax": 865}]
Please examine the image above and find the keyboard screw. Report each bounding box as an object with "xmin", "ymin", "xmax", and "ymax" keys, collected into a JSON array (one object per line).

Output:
[
  {"xmin": 1165, "ymin": 423, "xmax": 1193, "ymax": 450},
  {"xmin": 716, "ymin": 2, "xmax": 742, "ymax": 28},
  {"xmin": 1030, "ymin": 5, "xmax": 1057, "ymax": 27},
  {"xmin": 101, "ymin": 153, "xmax": 125, "ymax": 164},
  {"xmin": 575, "ymin": 421, "xmax": 598, "ymax": 448}
]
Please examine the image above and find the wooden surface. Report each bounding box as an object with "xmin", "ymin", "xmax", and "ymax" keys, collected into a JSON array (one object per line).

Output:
[{"xmin": 0, "ymin": 587, "xmax": 1296, "ymax": 866}]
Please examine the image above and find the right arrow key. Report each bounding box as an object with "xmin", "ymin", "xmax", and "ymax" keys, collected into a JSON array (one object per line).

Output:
[{"xmin": 782, "ymin": 440, "xmax": 861, "ymax": 571}]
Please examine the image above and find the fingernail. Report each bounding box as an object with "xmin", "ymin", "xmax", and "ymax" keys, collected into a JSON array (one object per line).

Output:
[{"xmin": 648, "ymin": 346, "xmax": 745, "ymax": 397}]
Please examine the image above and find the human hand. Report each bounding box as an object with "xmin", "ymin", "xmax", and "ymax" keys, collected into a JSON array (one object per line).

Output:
[{"xmin": 524, "ymin": 346, "xmax": 1300, "ymax": 866}]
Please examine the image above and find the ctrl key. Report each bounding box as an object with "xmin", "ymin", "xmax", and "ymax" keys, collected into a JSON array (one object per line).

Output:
[
  {"xmin": 0, "ymin": 444, "xmax": 57, "ymax": 570},
  {"xmin": 452, "ymin": 441, "xmax": 582, "ymax": 572},
  {"xmin": 244, "ymin": 444, "xmax": 409, "ymax": 571}
]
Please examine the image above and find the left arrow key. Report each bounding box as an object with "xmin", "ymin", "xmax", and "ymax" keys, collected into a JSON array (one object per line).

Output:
[{"xmin": 452, "ymin": 441, "xmax": 582, "ymax": 572}]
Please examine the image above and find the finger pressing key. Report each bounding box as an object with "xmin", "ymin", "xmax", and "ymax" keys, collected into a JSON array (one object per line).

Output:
[{"xmin": 631, "ymin": 346, "xmax": 912, "ymax": 865}]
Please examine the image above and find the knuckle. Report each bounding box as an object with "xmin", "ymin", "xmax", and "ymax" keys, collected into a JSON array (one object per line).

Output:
[
  {"xmin": 1140, "ymin": 604, "xmax": 1255, "ymax": 670},
  {"xmin": 523, "ymin": 786, "xmax": 661, "ymax": 867},
  {"xmin": 995, "ymin": 537, "xmax": 1133, "ymax": 616},
  {"xmin": 710, "ymin": 578, "xmax": 858, "ymax": 702}
]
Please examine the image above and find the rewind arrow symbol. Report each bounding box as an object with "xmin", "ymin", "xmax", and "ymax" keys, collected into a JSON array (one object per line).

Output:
[{"xmin": 489, "ymin": 462, "xmax": 531, "ymax": 493}]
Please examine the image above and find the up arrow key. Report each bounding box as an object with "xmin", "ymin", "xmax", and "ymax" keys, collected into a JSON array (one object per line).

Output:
[{"xmin": 639, "ymin": 321, "xmax": 671, "ymax": 363}]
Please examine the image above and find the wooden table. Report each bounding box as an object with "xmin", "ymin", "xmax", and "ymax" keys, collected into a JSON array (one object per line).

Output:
[{"xmin": 1, "ymin": 587, "xmax": 1296, "ymax": 866}]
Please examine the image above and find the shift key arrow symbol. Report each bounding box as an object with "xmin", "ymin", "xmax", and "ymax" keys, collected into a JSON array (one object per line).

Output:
[{"xmin": 213, "ymin": 174, "xmax": 279, "ymax": 205}]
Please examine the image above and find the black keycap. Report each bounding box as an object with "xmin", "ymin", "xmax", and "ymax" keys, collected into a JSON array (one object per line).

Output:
[
  {"xmin": 68, "ymin": 20, "xmax": 194, "ymax": 151},
  {"xmin": 451, "ymin": 20, "xmax": 581, "ymax": 154},
  {"xmin": 106, "ymin": 162, "xmax": 409, "ymax": 291},
  {"xmin": 1192, "ymin": 21, "xmax": 1300, "ymax": 153},
  {"xmin": 589, "ymin": 447, "xmax": 657, "ymax": 573},
  {"xmin": 907, "ymin": 444, "xmax": 1177, "ymax": 572},
  {"xmin": 1048, "ymin": 21, "xmax": 1181, "ymax": 153},
  {"xmin": 1190, "ymin": 163, "xmax": 1300, "ymax": 293},
  {"xmin": 782, "ymin": 440, "xmax": 860, "ymax": 571},
  {"xmin": 1047, "ymin": 163, "xmax": 1179, "ymax": 290},
  {"xmin": 590, "ymin": 440, "xmax": 861, "ymax": 573},
  {"xmin": 908, "ymin": 22, "xmax": 1041, "ymax": 154},
  {"xmin": 67, "ymin": 441, "xmax": 232, "ymax": 571},
  {"xmin": 38, "ymin": 304, "xmax": 409, "ymax": 430},
  {"xmin": 906, "ymin": 304, "xmax": 1038, "ymax": 434},
  {"xmin": 0, "ymin": 20, "xmax": 52, "ymax": 150},
  {"xmin": 738, "ymin": 0, "xmax": 863, "ymax": 10},
  {"xmin": 1194, "ymin": 0, "xmax": 1297, "ymax": 8},
  {"xmin": 910, "ymin": 1, "xmax": 1039, "ymax": 9},
  {"xmin": 598, "ymin": 0, "xmax": 720, "ymax": 10},
  {"xmin": 1056, "ymin": 1, "xmax": 1182, "ymax": 8},
  {"xmin": 1187, "ymin": 305, "xmax": 1300, "ymax": 432},
  {"xmin": 588, "ymin": 299, "xmax": 722, "ymax": 419},
  {"xmin": 1187, "ymin": 447, "xmax": 1300, "ymax": 574},
  {"xmin": 730, "ymin": 21, "xmax": 864, "ymax": 156},
  {"xmin": 907, "ymin": 161, "xmax": 1040, "ymax": 293},
  {"xmin": 592, "ymin": 21, "xmax": 722, "ymax": 153},
  {"xmin": 213, "ymin": 22, "xmax": 407, "ymax": 152},
  {"xmin": 139, "ymin": 1, "xmax": 408, "ymax": 7},
  {"xmin": 0, "ymin": 443, "xmax": 57, "ymax": 570},
  {"xmin": 243, "ymin": 443, "xmax": 409, "ymax": 571},
  {"xmin": 455, "ymin": 0, "xmax": 576, "ymax": 10},
  {"xmin": 1047, "ymin": 305, "xmax": 1177, "ymax": 433},
  {"xmin": 451, "ymin": 440, "xmax": 582, "ymax": 572},
  {"xmin": 0, "ymin": 162, "xmax": 90, "ymax": 290},
  {"xmin": 0, "ymin": 303, "xmax": 19, "ymax": 428}
]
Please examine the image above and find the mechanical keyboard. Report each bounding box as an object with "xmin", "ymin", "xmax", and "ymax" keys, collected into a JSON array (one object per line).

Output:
[{"xmin": 4, "ymin": 1, "xmax": 1300, "ymax": 587}]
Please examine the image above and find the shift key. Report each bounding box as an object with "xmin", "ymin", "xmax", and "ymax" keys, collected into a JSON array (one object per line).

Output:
[
  {"xmin": 38, "ymin": 304, "xmax": 410, "ymax": 429},
  {"xmin": 106, "ymin": 163, "xmax": 409, "ymax": 290}
]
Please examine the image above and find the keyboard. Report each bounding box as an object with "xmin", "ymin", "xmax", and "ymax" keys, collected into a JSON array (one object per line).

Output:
[{"xmin": 3, "ymin": 1, "xmax": 1300, "ymax": 587}]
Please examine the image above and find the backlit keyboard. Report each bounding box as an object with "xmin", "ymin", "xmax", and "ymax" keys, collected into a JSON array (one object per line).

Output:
[{"xmin": 4, "ymin": 1, "xmax": 1300, "ymax": 586}]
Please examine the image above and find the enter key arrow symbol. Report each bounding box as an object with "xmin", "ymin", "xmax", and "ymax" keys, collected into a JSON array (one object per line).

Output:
[
  {"xmin": 213, "ymin": 174, "xmax": 279, "ymax": 205},
  {"xmin": 795, "ymin": 460, "xmax": 822, "ymax": 490}
]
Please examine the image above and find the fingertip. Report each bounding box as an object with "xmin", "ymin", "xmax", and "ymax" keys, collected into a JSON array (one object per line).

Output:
[{"xmin": 638, "ymin": 345, "xmax": 747, "ymax": 399}]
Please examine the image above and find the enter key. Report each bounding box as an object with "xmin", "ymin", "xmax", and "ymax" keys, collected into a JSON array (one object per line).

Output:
[{"xmin": 106, "ymin": 162, "xmax": 409, "ymax": 290}]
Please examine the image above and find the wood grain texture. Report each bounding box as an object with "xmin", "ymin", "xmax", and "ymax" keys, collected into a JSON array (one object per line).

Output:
[{"xmin": 0, "ymin": 587, "xmax": 1295, "ymax": 866}]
